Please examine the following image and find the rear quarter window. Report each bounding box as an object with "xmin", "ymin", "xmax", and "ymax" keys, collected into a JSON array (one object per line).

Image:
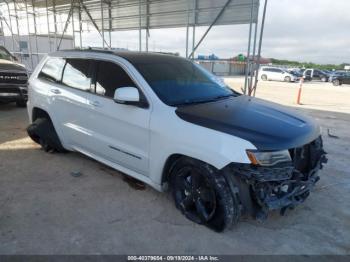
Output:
[
  {"xmin": 38, "ymin": 57, "xmax": 65, "ymax": 83},
  {"xmin": 62, "ymin": 59, "xmax": 93, "ymax": 92}
]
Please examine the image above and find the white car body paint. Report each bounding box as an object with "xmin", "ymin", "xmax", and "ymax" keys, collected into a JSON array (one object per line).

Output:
[{"xmin": 27, "ymin": 51, "xmax": 256, "ymax": 192}]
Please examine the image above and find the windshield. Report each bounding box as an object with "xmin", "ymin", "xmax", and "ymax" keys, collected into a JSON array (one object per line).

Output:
[
  {"xmin": 133, "ymin": 57, "xmax": 237, "ymax": 106},
  {"xmin": 0, "ymin": 47, "xmax": 14, "ymax": 61}
]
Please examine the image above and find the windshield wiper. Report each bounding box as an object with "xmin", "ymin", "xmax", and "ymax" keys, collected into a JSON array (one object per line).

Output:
[{"xmin": 173, "ymin": 94, "xmax": 234, "ymax": 106}]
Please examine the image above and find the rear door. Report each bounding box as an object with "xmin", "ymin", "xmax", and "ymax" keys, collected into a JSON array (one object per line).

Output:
[
  {"xmin": 263, "ymin": 68, "xmax": 274, "ymax": 80},
  {"xmin": 269, "ymin": 68, "xmax": 280, "ymax": 80},
  {"xmin": 84, "ymin": 60, "xmax": 151, "ymax": 176},
  {"xmin": 47, "ymin": 58, "xmax": 95, "ymax": 148}
]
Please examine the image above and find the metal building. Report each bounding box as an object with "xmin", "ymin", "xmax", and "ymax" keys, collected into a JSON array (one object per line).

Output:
[{"xmin": 0, "ymin": 0, "xmax": 268, "ymax": 95}]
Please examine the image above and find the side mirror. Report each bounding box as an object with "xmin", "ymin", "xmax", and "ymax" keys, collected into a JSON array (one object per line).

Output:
[{"xmin": 114, "ymin": 86, "xmax": 140, "ymax": 105}]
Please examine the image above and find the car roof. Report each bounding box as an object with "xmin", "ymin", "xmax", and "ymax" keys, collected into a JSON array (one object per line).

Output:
[{"xmin": 50, "ymin": 49, "xmax": 183, "ymax": 64}]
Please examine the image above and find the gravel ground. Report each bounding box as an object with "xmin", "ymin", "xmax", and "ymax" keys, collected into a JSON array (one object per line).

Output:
[{"xmin": 0, "ymin": 79, "xmax": 349, "ymax": 254}]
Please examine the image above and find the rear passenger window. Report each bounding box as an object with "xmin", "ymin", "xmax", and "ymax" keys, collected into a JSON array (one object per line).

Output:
[
  {"xmin": 38, "ymin": 57, "xmax": 65, "ymax": 82},
  {"xmin": 95, "ymin": 61, "xmax": 135, "ymax": 98},
  {"xmin": 62, "ymin": 59, "xmax": 93, "ymax": 92}
]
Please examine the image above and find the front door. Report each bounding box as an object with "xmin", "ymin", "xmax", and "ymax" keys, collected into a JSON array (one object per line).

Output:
[
  {"xmin": 344, "ymin": 74, "xmax": 350, "ymax": 85},
  {"xmin": 304, "ymin": 69, "xmax": 312, "ymax": 80},
  {"xmin": 84, "ymin": 60, "xmax": 151, "ymax": 176}
]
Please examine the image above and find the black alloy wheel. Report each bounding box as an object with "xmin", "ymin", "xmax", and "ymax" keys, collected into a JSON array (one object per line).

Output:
[
  {"xmin": 174, "ymin": 166, "xmax": 217, "ymax": 224},
  {"xmin": 170, "ymin": 158, "xmax": 239, "ymax": 232}
]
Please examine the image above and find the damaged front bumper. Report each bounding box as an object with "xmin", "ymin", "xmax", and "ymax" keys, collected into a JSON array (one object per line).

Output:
[{"xmin": 222, "ymin": 136, "xmax": 328, "ymax": 219}]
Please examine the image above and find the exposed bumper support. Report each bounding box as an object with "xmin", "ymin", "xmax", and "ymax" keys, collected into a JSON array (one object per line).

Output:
[{"xmin": 222, "ymin": 137, "xmax": 327, "ymax": 219}]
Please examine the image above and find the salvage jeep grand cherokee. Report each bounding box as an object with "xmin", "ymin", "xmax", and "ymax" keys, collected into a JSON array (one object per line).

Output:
[{"xmin": 26, "ymin": 50, "xmax": 327, "ymax": 231}]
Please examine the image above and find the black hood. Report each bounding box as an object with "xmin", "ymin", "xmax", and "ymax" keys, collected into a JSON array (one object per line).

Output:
[
  {"xmin": 0, "ymin": 59, "xmax": 27, "ymax": 72},
  {"xmin": 175, "ymin": 96, "xmax": 320, "ymax": 151}
]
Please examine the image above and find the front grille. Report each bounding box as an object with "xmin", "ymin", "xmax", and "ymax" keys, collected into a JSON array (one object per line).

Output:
[{"xmin": 0, "ymin": 72, "xmax": 28, "ymax": 85}]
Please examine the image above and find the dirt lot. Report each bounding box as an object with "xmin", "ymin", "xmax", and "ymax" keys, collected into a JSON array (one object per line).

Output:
[{"xmin": 0, "ymin": 78, "xmax": 350, "ymax": 254}]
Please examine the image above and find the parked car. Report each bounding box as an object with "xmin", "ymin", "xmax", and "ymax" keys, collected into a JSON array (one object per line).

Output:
[
  {"xmin": 259, "ymin": 67, "xmax": 299, "ymax": 82},
  {"xmin": 303, "ymin": 69, "xmax": 329, "ymax": 82},
  {"xmin": 328, "ymin": 71, "xmax": 344, "ymax": 82},
  {"xmin": 332, "ymin": 72, "xmax": 350, "ymax": 86},
  {"xmin": 26, "ymin": 50, "xmax": 327, "ymax": 231},
  {"xmin": 0, "ymin": 46, "xmax": 28, "ymax": 107}
]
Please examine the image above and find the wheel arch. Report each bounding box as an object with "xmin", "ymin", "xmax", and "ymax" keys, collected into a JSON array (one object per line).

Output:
[
  {"xmin": 161, "ymin": 153, "xmax": 223, "ymax": 185},
  {"xmin": 32, "ymin": 107, "xmax": 51, "ymax": 122},
  {"xmin": 161, "ymin": 153, "xmax": 190, "ymax": 184}
]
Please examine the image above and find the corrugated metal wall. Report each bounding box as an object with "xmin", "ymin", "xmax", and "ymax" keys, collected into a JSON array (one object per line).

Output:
[{"xmin": 198, "ymin": 60, "xmax": 246, "ymax": 76}]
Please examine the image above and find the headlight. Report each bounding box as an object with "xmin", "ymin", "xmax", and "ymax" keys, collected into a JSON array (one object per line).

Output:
[{"xmin": 246, "ymin": 150, "xmax": 291, "ymax": 166}]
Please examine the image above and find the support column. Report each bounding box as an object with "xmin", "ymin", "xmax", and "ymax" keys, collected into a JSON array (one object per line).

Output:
[
  {"xmin": 191, "ymin": 0, "xmax": 196, "ymax": 59},
  {"xmin": 100, "ymin": 0, "xmax": 105, "ymax": 48},
  {"xmin": 244, "ymin": 0, "xmax": 254, "ymax": 95},
  {"xmin": 31, "ymin": 0, "xmax": 39, "ymax": 65},
  {"xmin": 45, "ymin": 0, "xmax": 51, "ymax": 52},
  {"xmin": 78, "ymin": 2, "xmax": 82, "ymax": 48},
  {"xmin": 253, "ymin": 0, "xmax": 268, "ymax": 96},
  {"xmin": 53, "ymin": 0, "xmax": 58, "ymax": 50},
  {"xmin": 138, "ymin": 0, "xmax": 142, "ymax": 51},
  {"xmin": 108, "ymin": 1, "xmax": 112, "ymax": 48},
  {"xmin": 145, "ymin": 0, "xmax": 149, "ymax": 52},
  {"xmin": 24, "ymin": 0, "xmax": 34, "ymax": 70},
  {"xmin": 72, "ymin": 2, "xmax": 76, "ymax": 49},
  {"xmin": 185, "ymin": 0, "xmax": 190, "ymax": 58},
  {"xmin": 249, "ymin": 21, "xmax": 258, "ymax": 94},
  {"xmin": 13, "ymin": 0, "xmax": 20, "ymax": 53}
]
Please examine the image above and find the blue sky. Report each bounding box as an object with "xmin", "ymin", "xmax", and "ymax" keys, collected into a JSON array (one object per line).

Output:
[{"xmin": 82, "ymin": 0, "xmax": 350, "ymax": 64}]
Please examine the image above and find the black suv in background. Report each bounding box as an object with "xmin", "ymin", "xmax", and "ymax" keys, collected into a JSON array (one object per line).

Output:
[
  {"xmin": 332, "ymin": 72, "xmax": 350, "ymax": 86},
  {"xmin": 0, "ymin": 46, "xmax": 28, "ymax": 107}
]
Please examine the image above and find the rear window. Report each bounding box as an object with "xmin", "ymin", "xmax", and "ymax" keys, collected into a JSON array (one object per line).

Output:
[{"xmin": 38, "ymin": 57, "xmax": 65, "ymax": 83}]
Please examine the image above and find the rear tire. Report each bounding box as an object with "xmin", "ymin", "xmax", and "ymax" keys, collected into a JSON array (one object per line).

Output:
[
  {"xmin": 170, "ymin": 158, "xmax": 240, "ymax": 232},
  {"xmin": 261, "ymin": 74, "xmax": 267, "ymax": 81},
  {"xmin": 27, "ymin": 118, "xmax": 66, "ymax": 153},
  {"xmin": 16, "ymin": 100, "xmax": 27, "ymax": 107},
  {"xmin": 333, "ymin": 79, "xmax": 341, "ymax": 86}
]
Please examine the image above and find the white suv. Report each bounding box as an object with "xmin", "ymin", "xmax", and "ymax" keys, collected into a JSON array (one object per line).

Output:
[
  {"xmin": 259, "ymin": 67, "xmax": 299, "ymax": 82},
  {"xmin": 26, "ymin": 50, "xmax": 327, "ymax": 231}
]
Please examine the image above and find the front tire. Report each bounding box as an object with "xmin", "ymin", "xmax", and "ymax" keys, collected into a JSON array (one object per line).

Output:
[
  {"xmin": 170, "ymin": 158, "xmax": 240, "ymax": 232},
  {"xmin": 27, "ymin": 118, "xmax": 66, "ymax": 152},
  {"xmin": 261, "ymin": 74, "xmax": 267, "ymax": 81}
]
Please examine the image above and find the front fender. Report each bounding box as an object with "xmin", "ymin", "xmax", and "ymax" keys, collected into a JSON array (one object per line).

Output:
[{"xmin": 148, "ymin": 108, "xmax": 256, "ymax": 187}]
